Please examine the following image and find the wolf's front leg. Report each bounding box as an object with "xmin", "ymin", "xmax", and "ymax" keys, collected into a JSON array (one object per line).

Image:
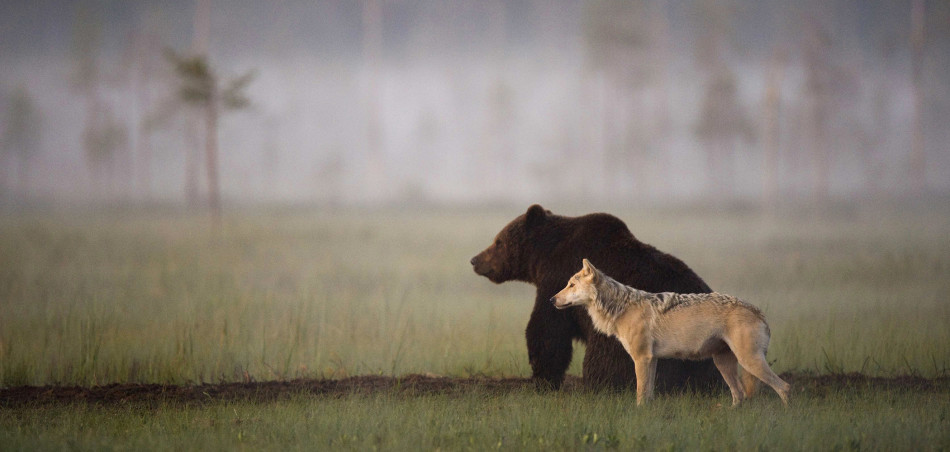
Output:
[{"xmin": 634, "ymin": 356, "xmax": 656, "ymax": 405}]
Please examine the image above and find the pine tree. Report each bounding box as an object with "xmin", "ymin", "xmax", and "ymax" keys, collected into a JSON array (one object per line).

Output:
[{"xmin": 166, "ymin": 50, "xmax": 253, "ymax": 221}]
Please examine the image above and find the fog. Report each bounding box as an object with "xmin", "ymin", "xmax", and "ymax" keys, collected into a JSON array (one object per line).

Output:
[{"xmin": 1, "ymin": 0, "xmax": 948, "ymax": 207}]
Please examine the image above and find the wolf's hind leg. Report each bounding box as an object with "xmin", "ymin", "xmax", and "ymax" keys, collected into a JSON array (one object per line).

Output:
[
  {"xmin": 735, "ymin": 352, "xmax": 790, "ymax": 406},
  {"xmin": 712, "ymin": 350, "xmax": 744, "ymax": 406}
]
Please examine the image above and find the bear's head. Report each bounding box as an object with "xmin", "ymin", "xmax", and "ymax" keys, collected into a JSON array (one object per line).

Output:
[{"xmin": 470, "ymin": 204, "xmax": 550, "ymax": 284}]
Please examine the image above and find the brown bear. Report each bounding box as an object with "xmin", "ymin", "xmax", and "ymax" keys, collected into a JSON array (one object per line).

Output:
[{"xmin": 470, "ymin": 204, "xmax": 723, "ymax": 392}]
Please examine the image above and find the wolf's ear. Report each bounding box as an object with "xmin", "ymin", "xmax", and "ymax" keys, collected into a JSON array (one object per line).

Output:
[
  {"xmin": 525, "ymin": 204, "xmax": 547, "ymax": 228},
  {"xmin": 582, "ymin": 259, "xmax": 600, "ymax": 280},
  {"xmin": 581, "ymin": 258, "xmax": 593, "ymax": 275}
]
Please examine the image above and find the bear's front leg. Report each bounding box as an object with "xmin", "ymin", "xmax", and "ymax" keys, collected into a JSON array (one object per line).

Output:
[
  {"xmin": 525, "ymin": 298, "xmax": 575, "ymax": 390},
  {"xmin": 582, "ymin": 332, "xmax": 638, "ymax": 390}
]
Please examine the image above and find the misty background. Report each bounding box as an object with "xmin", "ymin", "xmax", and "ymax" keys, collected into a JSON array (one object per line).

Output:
[{"xmin": 1, "ymin": 0, "xmax": 948, "ymax": 208}]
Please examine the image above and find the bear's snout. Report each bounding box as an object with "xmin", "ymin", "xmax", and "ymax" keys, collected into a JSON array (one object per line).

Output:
[
  {"xmin": 549, "ymin": 296, "xmax": 556, "ymax": 304},
  {"xmin": 471, "ymin": 252, "xmax": 504, "ymax": 282},
  {"xmin": 470, "ymin": 253, "xmax": 489, "ymax": 276}
]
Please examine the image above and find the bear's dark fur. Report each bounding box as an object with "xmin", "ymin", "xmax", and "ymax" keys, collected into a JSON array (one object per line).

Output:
[{"xmin": 471, "ymin": 204, "xmax": 723, "ymax": 392}]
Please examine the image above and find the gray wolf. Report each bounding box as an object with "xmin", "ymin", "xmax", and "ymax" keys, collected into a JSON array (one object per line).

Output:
[{"xmin": 551, "ymin": 259, "xmax": 790, "ymax": 406}]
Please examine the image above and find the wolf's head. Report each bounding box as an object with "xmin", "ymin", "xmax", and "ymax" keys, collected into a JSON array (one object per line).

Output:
[{"xmin": 550, "ymin": 258, "xmax": 601, "ymax": 310}]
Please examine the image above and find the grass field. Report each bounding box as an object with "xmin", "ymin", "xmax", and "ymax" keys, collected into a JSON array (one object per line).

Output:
[
  {"xmin": 1, "ymin": 203, "xmax": 949, "ymax": 449},
  {"xmin": 2, "ymin": 383, "xmax": 948, "ymax": 451}
]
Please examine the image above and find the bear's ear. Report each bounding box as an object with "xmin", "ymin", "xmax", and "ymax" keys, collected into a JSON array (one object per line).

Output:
[{"xmin": 525, "ymin": 204, "xmax": 547, "ymax": 228}]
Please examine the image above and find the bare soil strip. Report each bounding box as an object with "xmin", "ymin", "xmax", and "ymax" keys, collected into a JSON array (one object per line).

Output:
[{"xmin": 2, "ymin": 373, "xmax": 947, "ymax": 408}]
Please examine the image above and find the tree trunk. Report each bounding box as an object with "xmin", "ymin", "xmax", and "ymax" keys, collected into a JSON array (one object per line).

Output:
[
  {"xmin": 762, "ymin": 49, "xmax": 786, "ymax": 208},
  {"xmin": 362, "ymin": 0, "xmax": 383, "ymax": 200},
  {"xmin": 17, "ymin": 153, "xmax": 29, "ymax": 198},
  {"xmin": 185, "ymin": 119, "xmax": 200, "ymax": 207},
  {"xmin": 205, "ymin": 97, "xmax": 220, "ymax": 223},
  {"xmin": 707, "ymin": 138, "xmax": 726, "ymax": 199},
  {"xmin": 187, "ymin": 0, "xmax": 210, "ymax": 208},
  {"xmin": 136, "ymin": 122, "xmax": 152, "ymax": 200},
  {"xmin": 134, "ymin": 30, "xmax": 154, "ymax": 201},
  {"xmin": 910, "ymin": 0, "xmax": 926, "ymax": 193},
  {"xmin": 811, "ymin": 99, "xmax": 829, "ymax": 205}
]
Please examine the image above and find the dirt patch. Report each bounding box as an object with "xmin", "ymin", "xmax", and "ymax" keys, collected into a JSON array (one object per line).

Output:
[
  {"xmin": 781, "ymin": 372, "xmax": 950, "ymax": 398},
  {"xmin": 1, "ymin": 373, "xmax": 947, "ymax": 408},
  {"xmin": 0, "ymin": 375, "xmax": 554, "ymax": 408}
]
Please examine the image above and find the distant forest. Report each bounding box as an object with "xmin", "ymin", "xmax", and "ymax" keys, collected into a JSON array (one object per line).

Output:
[{"xmin": 1, "ymin": 0, "xmax": 948, "ymax": 205}]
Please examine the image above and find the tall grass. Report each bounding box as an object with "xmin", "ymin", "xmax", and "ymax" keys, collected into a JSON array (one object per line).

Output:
[{"xmin": 1, "ymin": 205, "xmax": 948, "ymax": 386}]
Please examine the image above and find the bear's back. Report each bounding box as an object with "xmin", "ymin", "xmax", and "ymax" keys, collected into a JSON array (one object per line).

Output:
[{"xmin": 544, "ymin": 212, "xmax": 711, "ymax": 296}]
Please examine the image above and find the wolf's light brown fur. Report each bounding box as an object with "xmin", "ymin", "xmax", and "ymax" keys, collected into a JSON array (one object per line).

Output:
[{"xmin": 551, "ymin": 259, "xmax": 790, "ymax": 406}]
